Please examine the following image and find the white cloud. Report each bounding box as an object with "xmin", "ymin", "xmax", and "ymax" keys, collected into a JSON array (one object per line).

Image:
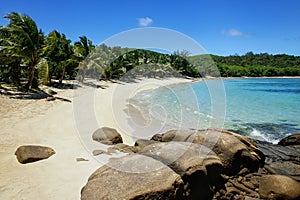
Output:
[
  {"xmin": 223, "ymin": 28, "xmax": 250, "ymax": 37},
  {"xmin": 137, "ymin": 17, "xmax": 153, "ymax": 27}
]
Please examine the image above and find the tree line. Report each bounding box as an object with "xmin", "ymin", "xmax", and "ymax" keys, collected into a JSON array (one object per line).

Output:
[
  {"xmin": 0, "ymin": 12, "xmax": 94, "ymax": 90},
  {"xmin": 212, "ymin": 52, "xmax": 300, "ymax": 77},
  {"xmin": 1, "ymin": 12, "xmax": 300, "ymax": 91}
]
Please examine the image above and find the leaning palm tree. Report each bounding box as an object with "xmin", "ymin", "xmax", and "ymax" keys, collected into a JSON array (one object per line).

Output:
[
  {"xmin": 0, "ymin": 12, "xmax": 43, "ymax": 90},
  {"xmin": 74, "ymin": 36, "xmax": 95, "ymax": 58}
]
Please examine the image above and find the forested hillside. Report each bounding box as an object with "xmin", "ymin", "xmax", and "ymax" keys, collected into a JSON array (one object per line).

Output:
[{"xmin": 211, "ymin": 52, "xmax": 300, "ymax": 77}]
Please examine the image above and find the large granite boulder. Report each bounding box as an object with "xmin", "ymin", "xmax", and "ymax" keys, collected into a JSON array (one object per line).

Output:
[
  {"xmin": 205, "ymin": 129, "xmax": 265, "ymax": 175},
  {"xmin": 153, "ymin": 129, "xmax": 265, "ymax": 175},
  {"xmin": 84, "ymin": 129, "xmax": 300, "ymax": 199},
  {"xmin": 278, "ymin": 133, "xmax": 300, "ymax": 146},
  {"xmin": 139, "ymin": 142, "xmax": 223, "ymax": 199},
  {"xmin": 92, "ymin": 127, "xmax": 123, "ymax": 145},
  {"xmin": 81, "ymin": 154, "xmax": 184, "ymax": 200},
  {"xmin": 15, "ymin": 145, "xmax": 55, "ymax": 164},
  {"xmin": 259, "ymin": 175, "xmax": 300, "ymax": 200}
]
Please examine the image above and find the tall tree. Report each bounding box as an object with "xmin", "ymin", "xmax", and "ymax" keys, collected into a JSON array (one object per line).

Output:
[
  {"xmin": 74, "ymin": 36, "xmax": 95, "ymax": 81},
  {"xmin": 74, "ymin": 36, "xmax": 95, "ymax": 59},
  {"xmin": 0, "ymin": 12, "xmax": 44, "ymax": 90},
  {"xmin": 44, "ymin": 30, "xmax": 74, "ymax": 84}
]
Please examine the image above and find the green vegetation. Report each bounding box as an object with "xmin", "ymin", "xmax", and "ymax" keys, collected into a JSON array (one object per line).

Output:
[
  {"xmin": 1, "ymin": 12, "xmax": 300, "ymax": 90},
  {"xmin": 80, "ymin": 48, "xmax": 200, "ymax": 80},
  {"xmin": 211, "ymin": 52, "xmax": 300, "ymax": 77},
  {"xmin": 0, "ymin": 13, "xmax": 92, "ymax": 90},
  {"xmin": 0, "ymin": 12, "xmax": 44, "ymax": 89}
]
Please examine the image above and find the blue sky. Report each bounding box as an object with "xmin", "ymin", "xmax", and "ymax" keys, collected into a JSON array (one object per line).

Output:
[{"xmin": 1, "ymin": 0, "xmax": 300, "ymax": 56}]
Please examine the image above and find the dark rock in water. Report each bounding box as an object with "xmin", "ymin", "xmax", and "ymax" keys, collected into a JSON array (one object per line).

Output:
[
  {"xmin": 139, "ymin": 142, "xmax": 223, "ymax": 199},
  {"xmin": 15, "ymin": 145, "xmax": 55, "ymax": 164},
  {"xmin": 278, "ymin": 133, "xmax": 300, "ymax": 146},
  {"xmin": 252, "ymin": 139, "xmax": 300, "ymax": 181},
  {"xmin": 267, "ymin": 161, "xmax": 300, "ymax": 180},
  {"xmin": 259, "ymin": 175, "xmax": 300, "ymax": 200},
  {"xmin": 92, "ymin": 127, "xmax": 123, "ymax": 145},
  {"xmin": 81, "ymin": 154, "xmax": 185, "ymax": 200}
]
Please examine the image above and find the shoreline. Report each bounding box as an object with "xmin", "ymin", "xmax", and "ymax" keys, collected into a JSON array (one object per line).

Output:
[
  {"xmin": 0, "ymin": 77, "xmax": 191, "ymax": 199},
  {"xmin": 0, "ymin": 76, "xmax": 299, "ymax": 199}
]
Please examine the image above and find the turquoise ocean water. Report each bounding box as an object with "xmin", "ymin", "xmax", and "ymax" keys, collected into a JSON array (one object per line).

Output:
[{"xmin": 130, "ymin": 78, "xmax": 300, "ymax": 143}]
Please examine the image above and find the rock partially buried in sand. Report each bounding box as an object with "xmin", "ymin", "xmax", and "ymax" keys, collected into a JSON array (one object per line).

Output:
[
  {"xmin": 15, "ymin": 145, "xmax": 55, "ymax": 164},
  {"xmin": 92, "ymin": 149, "xmax": 110, "ymax": 156},
  {"xmin": 76, "ymin": 157, "xmax": 89, "ymax": 162},
  {"xmin": 278, "ymin": 133, "xmax": 300, "ymax": 146},
  {"xmin": 81, "ymin": 154, "xmax": 184, "ymax": 200},
  {"xmin": 259, "ymin": 175, "xmax": 300, "ymax": 200},
  {"xmin": 92, "ymin": 127, "xmax": 123, "ymax": 145}
]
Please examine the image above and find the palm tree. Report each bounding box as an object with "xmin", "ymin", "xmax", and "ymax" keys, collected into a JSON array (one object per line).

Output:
[
  {"xmin": 0, "ymin": 29, "xmax": 23, "ymax": 85},
  {"xmin": 74, "ymin": 36, "xmax": 95, "ymax": 60},
  {"xmin": 0, "ymin": 12, "xmax": 44, "ymax": 90},
  {"xmin": 44, "ymin": 30, "xmax": 74, "ymax": 84},
  {"xmin": 74, "ymin": 36, "xmax": 95, "ymax": 81}
]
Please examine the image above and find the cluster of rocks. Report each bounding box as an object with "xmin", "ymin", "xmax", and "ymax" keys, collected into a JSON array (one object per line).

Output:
[
  {"xmin": 252, "ymin": 135, "xmax": 300, "ymax": 182},
  {"xmin": 82, "ymin": 127, "xmax": 300, "ymax": 200}
]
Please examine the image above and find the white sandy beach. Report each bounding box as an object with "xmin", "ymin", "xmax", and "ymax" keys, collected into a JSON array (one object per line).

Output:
[{"xmin": 0, "ymin": 78, "xmax": 191, "ymax": 199}]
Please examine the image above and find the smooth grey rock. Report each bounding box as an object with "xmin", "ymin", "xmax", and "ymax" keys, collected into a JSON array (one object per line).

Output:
[
  {"xmin": 15, "ymin": 145, "xmax": 55, "ymax": 164},
  {"xmin": 140, "ymin": 142, "xmax": 223, "ymax": 199},
  {"xmin": 92, "ymin": 127, "xmax": 123, "ymax": 145},
  {"xmin": 81, "ymin": 154, "xmax": 184, "ymax": 200},
  {"xmin": 158, "ymin": 129, "xmax": 265, "ymax": 175},
  {"xmin": 259, "ymin": 175, "xmax": 300, "ymax": 200}
]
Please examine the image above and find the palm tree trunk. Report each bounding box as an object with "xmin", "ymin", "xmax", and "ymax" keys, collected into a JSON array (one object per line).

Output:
[
  {"xmin": 59, "ymin": 65, "xmax": 66, "ymax": 84},
  {"xmin": 25, "ymin": 66, "xmax": 35, "ymax": 90}
]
